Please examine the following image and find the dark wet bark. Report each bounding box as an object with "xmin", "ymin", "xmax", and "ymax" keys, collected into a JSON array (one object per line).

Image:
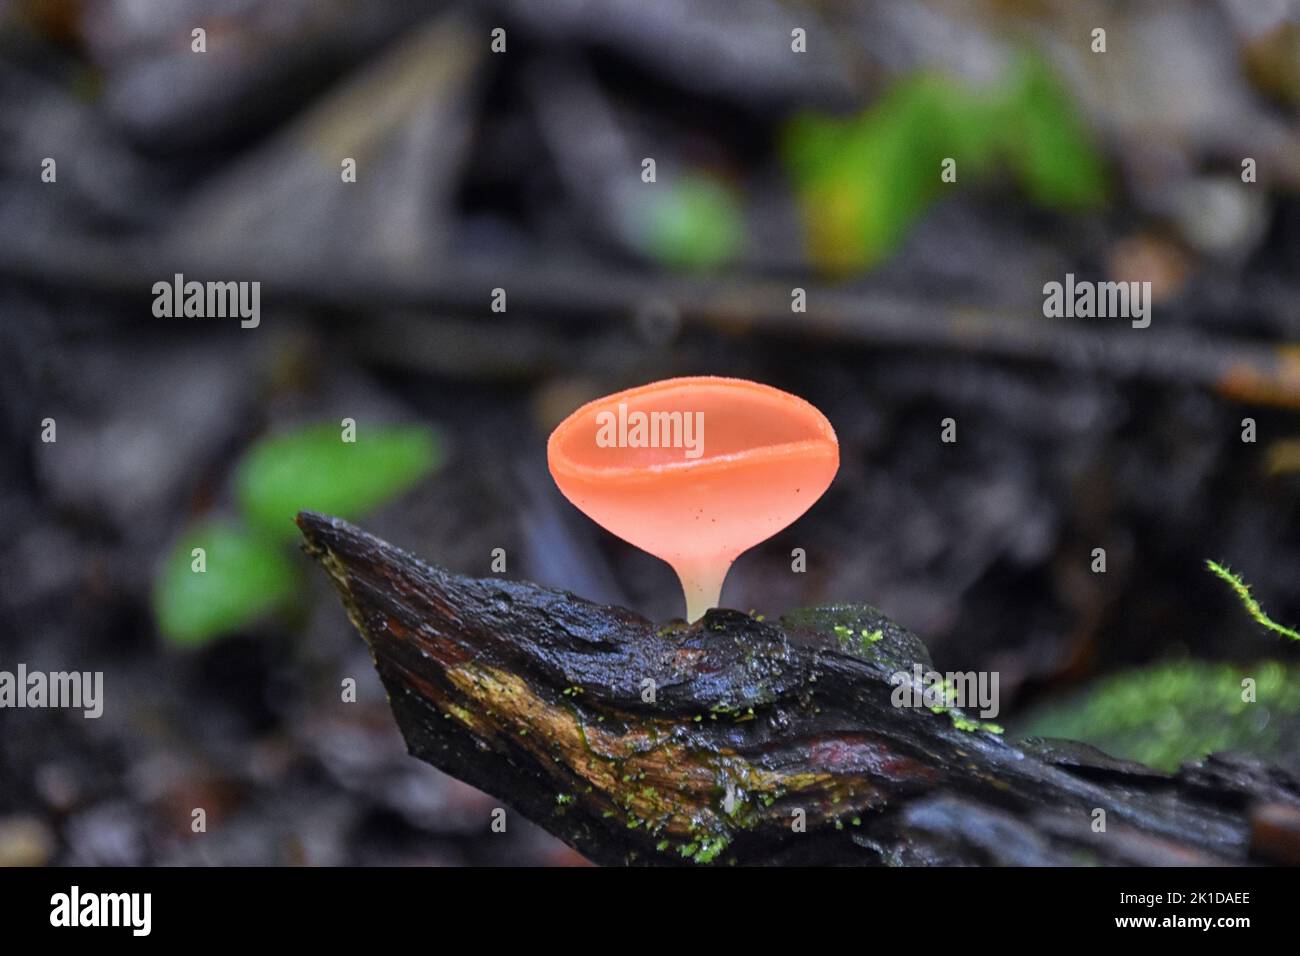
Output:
[{"xmin": 297, "ymin": 511, "xmax": 1300, "ymax": 866}]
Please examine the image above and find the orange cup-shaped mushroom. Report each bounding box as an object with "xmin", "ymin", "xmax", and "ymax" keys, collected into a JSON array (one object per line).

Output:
[{"xmin": 547, "ymin": 377, "xmax": 839, "ymax": 622}]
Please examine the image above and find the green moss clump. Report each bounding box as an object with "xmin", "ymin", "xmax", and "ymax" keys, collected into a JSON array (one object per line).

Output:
[
  {"xmin": 692, "ymin": 835, "xmax": 730, "ymax": 864},
  {"xmin": 1016, "ymin": 660, "xmax": 1300, "ymax": 772},
  {"xmin": 783, "ymin": 604, "xmax": 932, "ymax": 674}
]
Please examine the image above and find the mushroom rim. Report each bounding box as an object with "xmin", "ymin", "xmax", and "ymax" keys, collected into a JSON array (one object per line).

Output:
[{"xmin": 546, "ymin": 376, "xmax": 839, "ymax": 484}]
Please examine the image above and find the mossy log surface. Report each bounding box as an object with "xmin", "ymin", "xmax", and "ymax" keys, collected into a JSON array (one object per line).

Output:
[{"xmin": 297, "ymin": 511, "xmax": 1300, "ymax": 866}]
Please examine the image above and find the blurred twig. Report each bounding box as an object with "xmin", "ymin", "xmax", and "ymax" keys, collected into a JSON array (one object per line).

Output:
[{"xmin": 6, "ymin": 224, "xmax": 1300, "ymax": 408}]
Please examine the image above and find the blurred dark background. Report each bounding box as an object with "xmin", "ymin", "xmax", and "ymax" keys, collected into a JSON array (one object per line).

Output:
[{"xmin": 1, "ymin": 0, "xmax": 1299, "ymax": 865}]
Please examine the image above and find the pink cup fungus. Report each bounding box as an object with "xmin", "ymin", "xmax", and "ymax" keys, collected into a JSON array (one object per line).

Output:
[{"xmin": 547, "ymin": 376, "xmax": 839, "ymax": 622}]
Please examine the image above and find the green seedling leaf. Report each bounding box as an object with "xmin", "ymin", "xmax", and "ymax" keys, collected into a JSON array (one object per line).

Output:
[
  {"xmin": 153, "ymin": 520, "xmax": 299, "ymax": 647},
  {"xmin": 639, "ymin": 173, "xmax": 745, "ymax": 271},
  {"xmin": 236, "ymin": 422, "xmax": 441, "ymax": 539},
  {"xmin": 998, "ymin": 55, "xmax": 1107, "ymax": 209},
  {"xmin": 782, "ymin": 56, "xmax": 1106, "ymax": 274},
  {"xmin": 784, "ymin": 76, "xmax": 951, "ymax": 272}
]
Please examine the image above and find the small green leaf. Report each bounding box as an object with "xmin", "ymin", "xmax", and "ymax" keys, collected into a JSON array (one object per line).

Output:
[
  {"xmin": 153, "ymin": 521, "xmax": 299, "ymax": 647},
  {"xmin": 639, "ymin": 173, "xmax": 745, "ymax": 271},
  {"xmin": 999, "ymin": 56, "xmax": 1106, "ymax": 209},
  {"xmin": 782, "ymin": 57, "xmax": 1106, "ymax": 274},
  {"xmin": 236, "ymin": 422, "xmax": 441, "ymax": 538},
  {"xmin": 784, "ymin": 78, "xmax": 948, "ymax": 272}
]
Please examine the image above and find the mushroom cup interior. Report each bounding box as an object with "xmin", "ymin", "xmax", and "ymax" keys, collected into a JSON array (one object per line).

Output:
[{"xmin": 550, "ymin": 377, "xmax": 837, "ymax": 477}]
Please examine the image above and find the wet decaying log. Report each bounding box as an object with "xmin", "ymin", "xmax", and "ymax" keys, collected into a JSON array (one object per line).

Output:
[{"xmin": 297, "ymin": 511, "xmax": 1300, "ymax": 866}]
